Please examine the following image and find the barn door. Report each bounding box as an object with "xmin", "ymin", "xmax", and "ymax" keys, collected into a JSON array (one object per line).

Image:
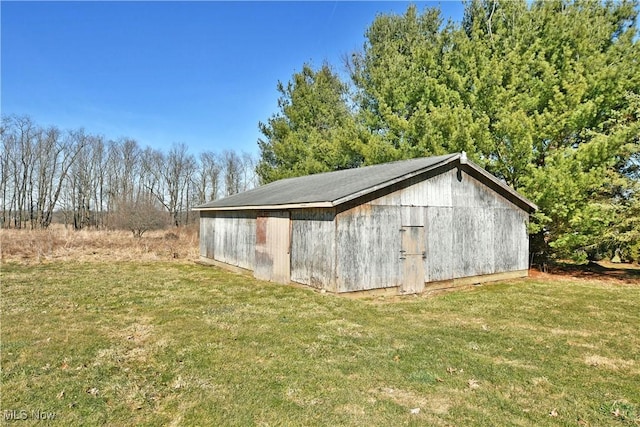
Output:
[
  {"xmin": 400, "ymin": 226, "xmax": 425, "ymax": 294},
  {"xmin": 254, "ymin": 211, "xmax": 291, "ymax": 283}
]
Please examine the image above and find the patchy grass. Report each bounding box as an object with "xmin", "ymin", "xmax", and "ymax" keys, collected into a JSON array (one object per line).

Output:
[{"xmin": 1, "ymin": 261, "xmax": 639, "ymax": 426}]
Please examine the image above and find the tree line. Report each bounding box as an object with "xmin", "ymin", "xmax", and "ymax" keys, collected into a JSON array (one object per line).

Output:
[
  {"xmin": 257, "ymin": 0, "xmax": 640, "ymax": 263},
  {"xmin": 1, "ymin": 115, "xmax": 257, "ymax": 234}
]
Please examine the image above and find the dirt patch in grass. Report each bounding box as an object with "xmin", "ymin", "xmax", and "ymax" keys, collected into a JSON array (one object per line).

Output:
[
  {"xmin": 492, "ymin": 356, "xmax": 539, "ymax": 371},
  {"xmin": 117, "ymin": 317, "xmax": 156, "ymax": 343},
  {"xmin": 530, "ymin": 261, "xmax": 640, "ymax": 285},
  {"xmin": 372, "ymin": 386, "xmax": 451, "ymax": 415},
  {"xmin": 584, "ymin": 355, "xmax": 636, "ymax": 371}
]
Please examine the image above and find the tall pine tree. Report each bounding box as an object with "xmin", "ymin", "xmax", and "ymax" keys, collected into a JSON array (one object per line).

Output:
[
  {"xmin": 257, "ymin": 0, "xmax": 640, "ymax": 262},
  {"xmin": 257, "ymin": 63, "xmax": 362, "ymax": 183}
]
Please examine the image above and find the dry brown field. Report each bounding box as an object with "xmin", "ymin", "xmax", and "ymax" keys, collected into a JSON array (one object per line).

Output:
[{"xmin": 0, "ymin": 225, "xmax": 200, "ymax": 264}]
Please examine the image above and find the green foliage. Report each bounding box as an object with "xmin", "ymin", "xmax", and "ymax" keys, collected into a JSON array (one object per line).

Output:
[
  {"xmin": 256, "ymin": 63, "xmax": 362, "ymax": 183},
  {"xmin": 350, "ymin": 5, "xmax": 493, "ymax": 165},
  {"xmin": 257, "ymin": 0, "xmax": 640, "ymax": 262}
]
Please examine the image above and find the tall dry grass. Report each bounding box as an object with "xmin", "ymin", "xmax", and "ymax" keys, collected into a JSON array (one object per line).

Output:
[{"xmin": 0, "ymin": 224, "xmax": 199, "ymax": 264}]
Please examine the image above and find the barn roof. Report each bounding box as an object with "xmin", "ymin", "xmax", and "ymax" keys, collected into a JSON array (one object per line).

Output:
[{"xmin": 194, "ymin": 152, "xmax": 537, "ymax": 212}]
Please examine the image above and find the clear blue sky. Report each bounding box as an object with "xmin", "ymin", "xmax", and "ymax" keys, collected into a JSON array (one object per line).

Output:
[{"xmin": 1, "ymin": 1, "xmax": 464, "ymax": 156}]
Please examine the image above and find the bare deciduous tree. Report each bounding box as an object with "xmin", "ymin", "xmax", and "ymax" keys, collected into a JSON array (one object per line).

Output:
[
  {"xmin": 0, "ymin": 115, "xmax": 258, "ymax": 230},
  {"xmin": 194, "ymin": 151, "xmax": 221, "ymax": 205},
  {"xmin": 111, "ymin": 193, "xmax": 170, "ymax": 237},
  {"xmin": 222, "ymin": 150, "xmax": 242, "ymax": 196}
]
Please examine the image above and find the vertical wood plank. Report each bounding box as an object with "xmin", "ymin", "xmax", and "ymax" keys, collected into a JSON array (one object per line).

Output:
[
  {"xmin": 290, "ymin": 209, "xmax": 336, "ymax": 291},
  {"xmin": 335, "ymin": 204, "xmax": 402, "ymax": 292}
]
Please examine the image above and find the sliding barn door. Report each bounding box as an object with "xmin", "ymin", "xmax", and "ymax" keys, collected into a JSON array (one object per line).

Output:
[{"xmin": 254, "ymin": 211, "xmax": 291, "ymax": 283}]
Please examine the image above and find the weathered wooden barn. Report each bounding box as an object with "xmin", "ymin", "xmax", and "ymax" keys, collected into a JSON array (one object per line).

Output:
[{"xmin": 195, "ymin": 153, "xmax": 537, "ymax": 295}]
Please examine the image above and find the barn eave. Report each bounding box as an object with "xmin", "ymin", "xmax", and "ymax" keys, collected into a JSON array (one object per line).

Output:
[
  {"xmin": 192, "ymin": 201, "xmax": 334, "ymax": 211},
  {"xmin": 193, "ymin": 152, "xmax": 537, "ymax": 213}
]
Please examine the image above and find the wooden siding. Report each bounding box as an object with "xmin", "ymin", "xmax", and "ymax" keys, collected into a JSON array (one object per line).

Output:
[
  {"xmin": 200, "ymin": 211, "xmax": 256, "ymax": 270},
  {"xmin": 254, "ymin": 211, "xmax": 291, "ymax": 283},
  {"xmin": 370, "ymin": 169, "xmax": 453, "ymax": 207},
  {"xmin": 494, "ymin": 207, "xmax": 529, "ymax": 271},
  {"xmin": 335, "ymin": 205, "xmax": 402, "ymax": 292},
  {"xmin": 452, "ymin": 207, "xmax": 495, "ymax": 277},
  {"xmin": 199, "ymin": 215, "xmax": 214, "ymax": 259},
  {"xmin": 424, "ymin": 207, "xmax": 454, "ymax": 281},
  {"xmin": 425, "ymin": 169, "xmax": 529, "ymax": 281},
  {"xmin": 290, "ymin": 209, "xmax": 336, "ymax": 291},
  {"xmin": 335, "ymin": 167, "xmax": 529, "ymax": 291}
]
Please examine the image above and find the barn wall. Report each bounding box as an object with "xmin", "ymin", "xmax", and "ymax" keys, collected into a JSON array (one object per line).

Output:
[
  {"xmin": 369, "ymin": 168, "xmax": 453, "ymax": 207},
  {"xmin": 424, "ymin": 207, "xmax": 454, "ymax": 281},
  {"xmin": 450, "ymin": 167, "xmax": 529, "ymax": 278},
  {"xmin": 200, "ymin": 211, "xmax": 256, "ymax": 270},
  {"xmin": 493, "ymin": 207, "xmax": 529, "ymax": 272},
  {"xmin": 357, "ymin": 166, "xmax": 529, "ymax": 287},
  {"xmin": 335, "ymin": 204, "xmax": 402, "ymax": 292},
  {"xmin": 200, "ymin": 214, "xmax": 215, "ymax": 259},
  {"xmin": 290, "ymin": 209, "xmax": 337, "ymax": 291}
]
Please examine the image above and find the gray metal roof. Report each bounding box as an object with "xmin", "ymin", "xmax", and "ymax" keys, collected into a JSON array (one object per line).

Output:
[{"xmin": 194, "ymin": 153, "xmax": 537, "ymax": 211}]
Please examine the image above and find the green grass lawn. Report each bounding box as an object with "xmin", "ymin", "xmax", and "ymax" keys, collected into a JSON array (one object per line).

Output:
[{"xmin": 1, "ymin": 262, "xmax": 639, "ymax": 426}]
